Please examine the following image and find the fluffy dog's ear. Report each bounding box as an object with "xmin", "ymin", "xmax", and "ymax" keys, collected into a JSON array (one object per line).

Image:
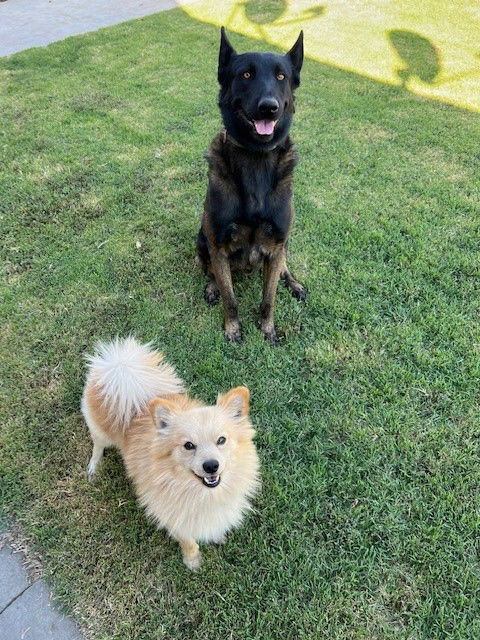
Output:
[
  {"xmin": 217, "ymin": 386, "xmax": 250, "ymax": 419},
  {"xmin": 286, "ymin": 30, "xmax": 304, "ymax": 88},
  {"xmin": 218, "ymin": 26, "xmax": 236, "ymax": 84},
  {"xmin": 149, "ymin": 397, "xmax": 177, "ymax": 433}
]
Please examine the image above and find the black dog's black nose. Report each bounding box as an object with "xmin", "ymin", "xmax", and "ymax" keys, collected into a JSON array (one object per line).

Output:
[
  {"xmin": 203, "ymin": 459, "xmax": 219, "ymax": 474},
  {"xmin": 258, "ymin": 98, "xmax": 279, "ymax": 116}
]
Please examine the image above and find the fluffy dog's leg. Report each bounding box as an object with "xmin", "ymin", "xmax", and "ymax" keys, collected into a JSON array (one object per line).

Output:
[
  {"xmin": 82, "ymin": 398, "xmax": 112, "ymax": 479},
  {"xmin": 87, "ymin": 438, "xmax": 107, "ymax": 479},
  {"xmin": 178, "ymin": 539, "xmax": 201, "ymax": 571},
  {"xmin": 210, "ymin": 249, "xmax": 242, "ymax": 343}
]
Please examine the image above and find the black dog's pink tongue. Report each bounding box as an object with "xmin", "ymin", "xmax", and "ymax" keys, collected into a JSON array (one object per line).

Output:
[{"xmin": 254, "ymin": 119, "xmax": 276, "ymax": 135}]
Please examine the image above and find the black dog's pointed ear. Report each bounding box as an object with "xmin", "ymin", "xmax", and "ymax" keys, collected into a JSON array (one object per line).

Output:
[
  {"xmin": 218, "ymin": 27, "xmax": 236, "ymax": 84},
  {"xmin": 286, "ymin": 30, "xmax": 304, "ymax": 87}
]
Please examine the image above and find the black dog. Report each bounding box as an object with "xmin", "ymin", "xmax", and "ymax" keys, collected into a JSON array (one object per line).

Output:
[{"xmin": 197, "ymin": 27, "xmax": 306, "ymax": 343}]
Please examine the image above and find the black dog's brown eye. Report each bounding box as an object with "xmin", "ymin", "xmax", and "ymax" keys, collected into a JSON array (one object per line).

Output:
[
  {"xmin": 277, "ymin": 73, "xmax": 285, "ymax": 81},
  {"xmin": 217, "ymin": 436, "xmax": 226, "ymax": 445},
  {"xmin": 243, "ymin": 71, "xmax": 251, "ymax": 79},
  {"xmin": 184, "ymin": 441, "xmax": 196, "ymax": 450}
]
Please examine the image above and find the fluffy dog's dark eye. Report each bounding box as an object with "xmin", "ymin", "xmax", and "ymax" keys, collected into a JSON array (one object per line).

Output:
[
  {"xmin": 277, "ymin": 73, "xmax": 285, "ymax": 81},
  {"xmin": 242, "ymin": 71, "xmax": 251, "ymax": 79},
  {"xmin": 217, "ymin": 436, "xmax": 226, "ymax": 445},
  {"xmin": 184, "ymin": 441, "xmax": 196, "ymax": 450}
]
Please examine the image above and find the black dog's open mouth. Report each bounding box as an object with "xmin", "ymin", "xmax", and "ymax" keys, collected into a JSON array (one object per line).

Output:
[
  {"xmin": 252, "ymin": 119, "xmax": 277, "ymax": 136},
  {"xmin": 193, "ymin": 473, "xmax": 221, "ymax": 488},
  {"xmin": 237, "ymin": 109, "xmax": 277, "ymax": 137}
]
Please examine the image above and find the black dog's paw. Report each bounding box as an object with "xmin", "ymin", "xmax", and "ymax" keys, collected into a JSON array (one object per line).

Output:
[
  {"xmin": 261, "ymin": 325, "xmax": 285, "ymax": 345},
  {"xmin": 204, "ymin": 284, "xmax": 220, "ymax": 306},
  {"xmin": 292, "ymin": 285, "xmax": 307, "ymax": 302},
  {"xmin": 224, "ymin": 323, "xmax": 243, "ymax": 344},
  {"xmin": 225, "ymin": 330, "xmax": 243, "ymax": 344},
  {"xmin": 263, "ymin": 330, "xmax": 278, "ymax": 344},
  {"xmin": 283, "ymin": 277, "xmax": 308, "ymax": 302}
]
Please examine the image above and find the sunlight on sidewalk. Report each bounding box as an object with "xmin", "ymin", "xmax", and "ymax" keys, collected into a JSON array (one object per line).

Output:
[{"xmin": 178, "ymin": 0, "xmax": 480, "ymax": 113}]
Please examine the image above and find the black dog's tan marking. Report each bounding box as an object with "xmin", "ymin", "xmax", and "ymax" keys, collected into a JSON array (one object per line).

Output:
[{"xmin": 197, "ymin": 28, "xmax": 306, "ymax": 343}]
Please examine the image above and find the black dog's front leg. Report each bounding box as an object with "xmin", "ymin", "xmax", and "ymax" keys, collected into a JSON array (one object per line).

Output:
[
  {"xmin": 209, "ymin": 248, "xmax": 242, "ymax": 343},
  {"xmin": 260, "ymin": 245, "xmax": 285, "ymax": 343}
]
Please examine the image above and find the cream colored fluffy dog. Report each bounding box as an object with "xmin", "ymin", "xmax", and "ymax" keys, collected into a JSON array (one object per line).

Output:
[{"xmin": 81, "ymin": 337, "xmax": 260, "ymax": 569}]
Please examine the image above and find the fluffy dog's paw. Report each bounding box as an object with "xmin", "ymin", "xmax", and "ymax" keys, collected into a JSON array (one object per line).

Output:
[
  {"xmin": 183, "ymin": 553, "xmax": 202, "ymax": 571},
  {"xmin": 86, "ymin": 462, "xmax": 97, "ymax": 481}
]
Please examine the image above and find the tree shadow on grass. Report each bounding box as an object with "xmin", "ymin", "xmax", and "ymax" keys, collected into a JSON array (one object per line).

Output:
[
  {"xmin": 224, "ymin": 0, "xmax": 326, "ymax": 41},
  {"xmin": 388, "ymin": 29, "xmax": 480, "ymax": 89},
  {"xmin": 388, "ymin": 30, "xmax": 441, "ymax": 87}
]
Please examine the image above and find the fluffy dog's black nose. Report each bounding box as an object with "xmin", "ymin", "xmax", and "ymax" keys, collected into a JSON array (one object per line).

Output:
[
  {"xmin": 258, "ymin": 98, "xmax": 279, "ymax": 117},
  {"xmin": 203, "ymin": 459, "xmax": 219, "ymax": 474}
]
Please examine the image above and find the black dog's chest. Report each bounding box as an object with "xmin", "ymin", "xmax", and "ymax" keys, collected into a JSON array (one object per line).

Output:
[
  {"xmin": 228, "ymin": 162, "xmax": 279, "ymax": 263},
  {"xmin": 234, "ymin": 158, "xmax": 276, "ymax": 222},
  {"xmin": 202, "ymin": 133, "xmax": 296, "ymax": 254}
]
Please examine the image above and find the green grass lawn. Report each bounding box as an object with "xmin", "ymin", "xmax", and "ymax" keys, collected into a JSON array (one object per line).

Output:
[{"xmin": 1, "ymin": 5, "xmax": 479, "ymax": 639}]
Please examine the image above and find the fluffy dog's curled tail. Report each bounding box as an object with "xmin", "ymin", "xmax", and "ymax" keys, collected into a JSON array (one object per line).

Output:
[{"xmin": 84, "ymin": 336, "xmax": 185, "ymax": 429}]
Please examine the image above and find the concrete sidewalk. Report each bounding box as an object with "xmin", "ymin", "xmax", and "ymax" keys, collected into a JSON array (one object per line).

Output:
[
  {"xmin": 0, "ymin": 0, "xmax": 179, "ymax": 56},
  {"xmin": 0, "ymin": 531, "xmax": 83, "ymax": 640}
]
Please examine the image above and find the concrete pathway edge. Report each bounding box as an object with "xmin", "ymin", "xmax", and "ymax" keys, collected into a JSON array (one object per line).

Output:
[
  {"xmin": 0, "ymin": 531, "xmax": 84, "ymax": 640},
  {"xmin": 0, "ymin": 0, "xmax": 179, "ymax": 57}
]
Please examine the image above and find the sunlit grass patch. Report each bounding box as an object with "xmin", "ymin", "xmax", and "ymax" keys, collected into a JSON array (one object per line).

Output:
[{"xmin": 180, "ymin": 0, "xmax": 480, "ymax": 112}]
